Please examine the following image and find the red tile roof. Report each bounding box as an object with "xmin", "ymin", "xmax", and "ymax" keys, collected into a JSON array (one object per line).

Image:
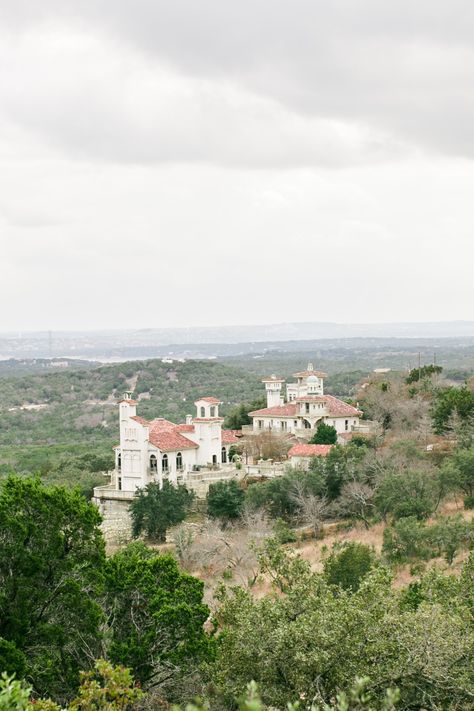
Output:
[
  {"xmin": 288, "ymin": 444, "xmax": 333, "ymax": 457},
  {"xmin": 248, "ymin": 403, "xmax": 299, "ymax": 417},
  {"xmin": 174, "ymin": 423, "xmax": 195, "ymax": 433},
  {"xmin": 193, "ymin": 417, "xmax": 225, "ymax": 422},
  {"xmin": 130, "ymin": 415, "xmax": 198, "ymax": 452},
  {"xmin": 323, "ymin": 395, "xmax": 361, "ymax": 417},
  {"xmin": 295, "ymin": 396, "xmax": 326, "ymax": 403},
  {"xmin": 149, "ymin": 429, "xmax": 198, "ymax": 452},
  {"xmin": 195, "ymin": 396, "xmax": 222, "ymax": 404},
  {"xmin": 222, "ymin": 429, "xmax": 241, "ymax": 444}
]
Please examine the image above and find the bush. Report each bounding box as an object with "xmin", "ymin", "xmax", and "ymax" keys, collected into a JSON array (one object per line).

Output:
[
  {"xmin": 323, "ymin": 542, "xmax": 378, "ymax": 591},
  {"xmin": 273, "ymin": 518, "xmax": 298, "ymax": 544},
  {"xmin": 465, "ymin": 495, "xmax": 474, "ymax": 510},
  {"xmin": 310, "ymin": 423, "xmax": 338, "ymax": 445},
  {"xmin": 207, "ymin": 480, "xmax": 245, "ymax": 522},
  {"xmin": 130, "ymin": 480, "xmax": 194, "ymax": 542}
]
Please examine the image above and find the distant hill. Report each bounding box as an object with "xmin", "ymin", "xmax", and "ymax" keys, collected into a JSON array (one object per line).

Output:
[{"xmin": 1, "ymin": 321, "xmax": 474, "ymax": 360}]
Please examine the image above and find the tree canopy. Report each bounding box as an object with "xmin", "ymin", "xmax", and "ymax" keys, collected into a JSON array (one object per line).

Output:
[{"xmin": 130, "ymin": 480, "xmax": 194, "ymax": 542}]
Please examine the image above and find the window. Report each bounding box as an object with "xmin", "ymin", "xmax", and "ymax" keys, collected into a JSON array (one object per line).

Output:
[
  {"xmin": 210, "ymin": 406, "xmax": 216, "ymax": 417},
  {"xmin": 162, "ymin": 454, "xmax": 168, "ymax": 473},
  {"xmin": 176, "ymin": 452, "xmax": 183, "ymax": 471},
  {"xmin": 281, "ymin": 420, "xmax": 287, "ymax": 430},
  {"xmin": 221, "ymin": 446, "xmax": 227, "ymax": 464},
  {"xmin": 305, "ymin": 403, "xmax": 310, "ymax": 414},
  {"xmin": 200, "ymin": 406, "xmax": 205, "ymax": 417},
  {"xmin": 345, "ymin": 419, "xmax": 349, "ymax": 431},
  {"xmin": 117, "ymin": 454, "xmax": 121, "ymax": 472},
  {"xmin": 294, "ymin": 420, "xmax": 298, "ymax": 427},
  {"xmin": 117, "ymin": 476, "xmax": 122, "ymax": 491},
  {"xmin": 258, "ymin": 420, "xmax": 264, "ymax": 429},
  {"xmin": 212, "ymin": 454, "xmax": 217, "ymax": 465},
  {"xmin": 150, "ymin": 454, "xmax": 157, "ymax": 472}
]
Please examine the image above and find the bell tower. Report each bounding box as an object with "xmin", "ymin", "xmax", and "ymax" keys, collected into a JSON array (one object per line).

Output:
[{"xmin": 262, "ymin": 375, "xmax": 285, "ymax": 408}]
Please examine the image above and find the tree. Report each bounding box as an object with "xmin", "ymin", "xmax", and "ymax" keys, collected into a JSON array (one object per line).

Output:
[
  {"xmin": 432, "ymin": 386, "xmax": 474, "ymax": 435},
  {"xmin": 405, "ymin": 364, "xmax": 442, "ymax": 385},
  {"xmin": 442, "ymin": 445, "xmax": 474, "ymax": 500},
  {"xmin": 224, "ymin": 397, "xmax": 266, "ymax": 430},
  {"xmin": 374, "ymin": 470, "xmax": 438, "ymax": 521},
  {"xmin": 212, "ymin": 544, "xmax": 474, "ymax": 709},
  {"xmin": 207, "ymin": 480, "xmax": 245, "ymax": 522},
  {"xmin": 323, "ymin": 542, "xmax": 379, "ymax": 591},
  {"xmin": 310, "ymin": 445, "xmax": 364, "ymax": 501},
  {"xmin": 0, "ymin": 476, "xmax": 105, "ymax": 702},
  {"xmin": 104, "ymin": 543, "xmax": 213, "ymax": 690},
  {"xmin": 310, "ymin": 422, "xmax": 338, "ymax": 445},
  {"xmin": 290, "ymin": 479, "xmax": 328, "ymax": 537},
  {"xmin": 130, "ymin": 480, "xmax": 194, "ymax": 542}
]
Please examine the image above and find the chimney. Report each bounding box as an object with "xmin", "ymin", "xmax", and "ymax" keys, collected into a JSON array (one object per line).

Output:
[{"xmin": 186, "ymin": 414, "xmax": 193, "ymax": 425}]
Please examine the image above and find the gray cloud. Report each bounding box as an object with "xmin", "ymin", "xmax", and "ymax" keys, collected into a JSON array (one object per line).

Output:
[{"xmin": 1, "ymin": 1, "xmax": 474, "ymax": 164}]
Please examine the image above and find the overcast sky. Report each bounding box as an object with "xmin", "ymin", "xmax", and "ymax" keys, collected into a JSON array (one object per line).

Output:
[{"xmin": 1, "ymin": 1, "xmax": 473, "ymax": 331}]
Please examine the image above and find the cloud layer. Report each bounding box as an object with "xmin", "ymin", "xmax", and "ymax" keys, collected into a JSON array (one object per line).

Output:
[{"xmin": 0, "ymin": 2, "xmax": 473, "ymax": 330}]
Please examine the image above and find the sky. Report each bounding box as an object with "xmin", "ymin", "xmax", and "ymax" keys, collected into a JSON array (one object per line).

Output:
[{"xmin": 0, "ymin": 1, "xmax": 473, "ymax": 331}]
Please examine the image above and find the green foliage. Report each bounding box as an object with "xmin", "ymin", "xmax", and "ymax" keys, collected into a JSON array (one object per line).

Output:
[
  {"xmin": 383, "ymin": 515, "xmax": 474, "ymax": 565},
  {"xmin": 273, "ymin": 518, "xmax": 298, "ymax": 544},
  {"xmin": 224, "ymin": 398, "xmax": 266, "ymax": 430},
  {"xmin": 382, "ymin": 517, "xmax": 433, "ymax": 563},
  {"xmin": 0, "ymin": 673, "xmax": 31, "ymax": 711},
  {"xmin": 464, "ymin": 494, "xmax": 474, "ymax": 509},
  {"xmin": 104, "ymin": 543, "xmax": 213, "ymax": 688},
  {"xmin": 374, "ymin": 470, "xmax": 438, "ymax": 521},
  {"xmin": 245, "ymin": 470, "xmax": 324, "ymax": 520},
  {"xmin": 67, "ymin": 659, "xmax": 143, "ymax": 710},
  {"xmin": 432, "ymin": 386, "xmax": 474, "ymax": 434},
  {"xmin": 0, "ymin": 476, "xmax": 105, "ymax": 701},
  {"xmin": 310, "ymin": 423, "xmax": 338, "ymax": 445},
  {"xmin": 207, "ymin": 480, "xmax": 245, "ymax": 522},
  {"xmin": 405, "ymin": 364, "xmax": 442, "ymax": 384},
  {"xmin": 442, "ymin": 445, "xmax": 474, "ymax": 499},
  {"xmin": 324, "ymin": 542, "xmax": 379, "ymax": 592},
  {"xmin": 211, "ymin": 546, "xmax": 474, "ymax": 709},
  {"xmin": 310, "ymin": 445, "xmax": 364, "ymax": 501},
  {"xmin": 130, "ymin": 480, "xmax": 194, "ymax": 542}
]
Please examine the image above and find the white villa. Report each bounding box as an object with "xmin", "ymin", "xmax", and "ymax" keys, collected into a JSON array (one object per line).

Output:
[
  {"xmin": 248, "ymin": 363, "xmax": 362, "ymax": 438},
  {"xmin": 112, "ymin": 393, "xmax": 239, "ymax": 494}
]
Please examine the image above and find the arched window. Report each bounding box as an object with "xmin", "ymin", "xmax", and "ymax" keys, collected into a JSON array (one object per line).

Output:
[
  {"xmin": 162, "ymin": 454, "xmax": 168, "ymax": 473},
  {"xmin": 117, "ymin": 453, "xmax": 121, "ymax": 472},
  {"xmin": 176, "ymin": 452, "xmax": 183, "ymax": 471},
  {"xmin": 149, "ymin": 454, "xmax": 157, "ymax": 472},
  {"xmin": 200, "ymin": 406, "xmax": 205, "ymax": 417},
  {"xmin": 210, "ymin": 406, "xmax": 216, "ymax": 417},
  {"xmin": 221, "ymin": 446, "xmax": 227, "ymax": 464}
]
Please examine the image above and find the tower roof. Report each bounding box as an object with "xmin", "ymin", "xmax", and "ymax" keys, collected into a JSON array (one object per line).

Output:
[{"xmin": 261, "ymin": 374, "xmax": 285, "ymax": 383}]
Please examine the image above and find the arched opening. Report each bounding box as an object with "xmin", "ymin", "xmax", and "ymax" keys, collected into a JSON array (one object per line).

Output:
[
  {"xmin": 212, "ymin": 454, "xmax": 217, "ymax": 465},
  {"xmin": 200, "ymin": 406, "xmax": 206, "ymax": 417},
  {"xmin": 149, "ymin": 454, "xmax": 157, "ymax": 473},
  {"xmin": 221, "ymin": 446, "xmax": 227, "ymax": 464},
  {"xmin": 162, "ymin": 454, "xmax": 168, "ymax": 473},
  {"xmin": 303, "ymin": 419, "xmax": 312, "ymax": 429},
  {"xmin": 210, "ymin": 406, "xmax": 216, "ymax": 417},
  {"xmin": 176, "ymin": 452, "xmax": 183, "ymax": 471},
  {"xmin": 117, "ymin": 453, "xmax": 121, "ymax": 472}
]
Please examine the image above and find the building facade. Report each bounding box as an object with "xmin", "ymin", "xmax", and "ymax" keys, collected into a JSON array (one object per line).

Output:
[
  {"xmin": 249, "ymin": 363, "xmax": 362, "ymax": 438},
  {"xmin": 114, "ymin": 393, "xmax": 239, "ymax": 494}
]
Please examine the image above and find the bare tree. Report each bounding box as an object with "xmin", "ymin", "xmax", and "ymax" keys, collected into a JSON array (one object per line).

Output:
[
  {"xmin": 338, "ymin": 481, "xmax": 375, "ymax": 529},
  {"xmin": 290, "ymin": 479, "xmax": 328, "ymax": 538}
]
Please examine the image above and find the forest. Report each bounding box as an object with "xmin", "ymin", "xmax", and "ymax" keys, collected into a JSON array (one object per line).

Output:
[{"xmin": 1, "ymin": 357, "xmax": 474, "ymax": 708}]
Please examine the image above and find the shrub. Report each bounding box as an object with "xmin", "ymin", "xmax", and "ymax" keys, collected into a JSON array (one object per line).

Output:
[
  {"xmin": 323, "ymin": 542, "xmax": 378, "ymax": 591},
  {"xmin": 207, "ymin": 480, "xmax": 245, "ymax": 522}
]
